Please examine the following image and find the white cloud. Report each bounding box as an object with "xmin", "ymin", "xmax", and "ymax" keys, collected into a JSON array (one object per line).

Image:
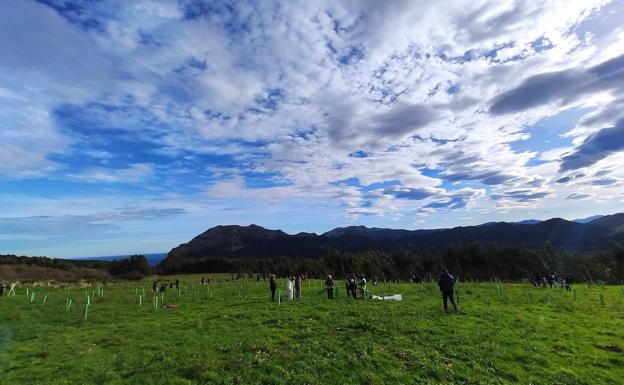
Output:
[
  {"xmin": 66, "ymin": 163, "xmax": 154, "ymax": 183},
  {"xmin": 1, "ymin": 0, "xmax": 623, "ymax": 253}
]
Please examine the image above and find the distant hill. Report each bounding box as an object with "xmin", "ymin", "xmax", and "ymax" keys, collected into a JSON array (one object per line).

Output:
[
  {"xmin": 479, "ymin": 219, "xmax": 541, "ymax": 226},
  {"xmin": 159, "ymin": 213, "xmax": 624, "ymax": 269},
  {"xmin": 588, "ymin": 213, "xmax": 624, "ymax": 232},
  {"xmin": 515, "ymin": 219, "xmax": 542, "ymax": 225},
  {"xmin": 323, "ymin": 225, "xmax": 418, "ymax": 239},
  {"xmin": 398, "ymin": 218, "xmax": 620, "ymax": 252},
  {"xmin": 573, "ymin": 215, "xmax": 604, "ymax": 224}
]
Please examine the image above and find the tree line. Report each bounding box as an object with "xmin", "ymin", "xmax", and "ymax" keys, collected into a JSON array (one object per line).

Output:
[
  {"xmin": 156, "ymin": 241, "xmax": 624, "ymax": 283},
  {"xmin": 0, "ymin": 254, "xmax": 151, "ymax": 282},
  {"xmin": 3, "ymin": 241, "xmax": 624, "ymax": 283}
]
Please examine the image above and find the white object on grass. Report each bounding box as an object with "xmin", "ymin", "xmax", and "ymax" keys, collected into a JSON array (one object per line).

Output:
[
  {"xmin": 286, "ymin": 280, "xmax": 294, "ymax": 301},
  {"xmin": 370, "ymin": 294, "xmax": 402, "ymax": 301}
]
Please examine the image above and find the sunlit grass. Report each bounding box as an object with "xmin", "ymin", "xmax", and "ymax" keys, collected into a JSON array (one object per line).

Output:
[{"xmin": 1, "ymin": 276, "xmax": 623, "ymax": 384}]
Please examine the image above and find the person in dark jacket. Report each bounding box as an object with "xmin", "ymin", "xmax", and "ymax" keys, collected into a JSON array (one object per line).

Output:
[
  {"xmin": 295, "ymin": 275, "xmax": 302, "ymax": 300},
  {"xmin": 438, "ymin": 269, "xmax": 458, "ymax": 313},
  {"xmin": 357, "ymin": 274, "xmax": 367, "ymax": 299},
  {"xmin": 269, "ymin": 275, "xmax": 277, "ymax": 301},
  {"xmin": 546, "ymin": 275, "xmax": 553, "ymax": 288},
  {"xmin": 565, "ymin": 275, "xmax": 573, "ymax": 291},
  {"xmin": 325, "ymin": 275, "xmax": 334, "ymax": 299},
  {"xmin": 346, "ymin": 276, "xmax": 357, "ymax": 299}
]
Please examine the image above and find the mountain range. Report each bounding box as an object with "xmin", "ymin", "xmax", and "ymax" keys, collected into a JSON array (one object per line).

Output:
[{"xmin": 160, "ymin": 213, "xmax": 624, "ymax": 267}]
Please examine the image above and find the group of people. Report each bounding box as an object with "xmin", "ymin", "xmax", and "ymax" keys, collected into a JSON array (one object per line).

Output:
[
  {"xmin": 152, "ymin": 278, "xmax": 180, "ymax": 294},
  {"xmin": 3, "ymin": 270, "xmax": 459, "ymax": 313},
  {"xmin": 267, "ymin": 269, "xmax": 459, "ymax": 313},
  {"xmin": 532, "ymin": 273, "xmax": 573, "ymax": 291},
  {"xmin": 0, "ymin": 282, "xmax": 16, "ymax": 297},
  {"xmin": 152, "ymin": 277, "xmax": 223, "ymax": 295},
  {"xmin": 344, "ymin": 275, "xmax": 368, "ymax": 299}
]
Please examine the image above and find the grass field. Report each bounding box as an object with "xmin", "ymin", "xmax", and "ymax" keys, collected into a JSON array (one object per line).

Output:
[{"xmin": 1, "ymin": 276, "xmax": 624, "ymax": 385}]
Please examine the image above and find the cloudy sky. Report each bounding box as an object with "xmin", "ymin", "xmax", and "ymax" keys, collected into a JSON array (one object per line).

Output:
[{"xmin": 1, "ymin": 0, "xmax": 624, "ymax": 257}]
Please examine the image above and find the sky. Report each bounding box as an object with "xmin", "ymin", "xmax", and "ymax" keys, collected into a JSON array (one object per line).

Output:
[{"xmin": 1, "ymin": 0, "xmax": 624, "ymax": 257}]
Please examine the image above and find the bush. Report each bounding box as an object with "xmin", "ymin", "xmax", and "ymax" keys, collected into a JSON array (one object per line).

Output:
[
  {"xmin": 124, "ymin": 271, "xmax": 145, "ymax": 281},
  {"xmin": 109, "ymin": 255, "xmax": 151, "ymax": 277}
]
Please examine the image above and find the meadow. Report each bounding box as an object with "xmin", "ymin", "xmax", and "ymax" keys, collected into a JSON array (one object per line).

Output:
[{"xmin": 1, "ymin": 276, "xmax": 623, "ymax": 385}]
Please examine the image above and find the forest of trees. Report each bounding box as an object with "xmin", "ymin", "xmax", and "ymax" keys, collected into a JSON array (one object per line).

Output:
[
  {"xmin": 108, "ymin": 255, "xmax": 151, "ymax": 280},
  {"xmin": 0, "ymin": 254, "xmax": 111, "ymax": 270},
  {"xmin": 0, "ymin": 254, "xmax": 152, "ymax": 282},
  {"xmin": 157, "ymin": 241, "xmax": 624, "ymax": 283},
  {"xmin": 3, "ymin": 241, "xmax": 624, "ymax": 283}
]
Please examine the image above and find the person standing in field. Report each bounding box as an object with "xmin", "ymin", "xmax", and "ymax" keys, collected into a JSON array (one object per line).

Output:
[
  {"xmin": 438, "ymin": 269, "xmax": 458, "ymax": 313},
  {"xmin": 286, "ymin": 276, "xmax": 294, "ymax": 300},
  {"xmin": 152, "ymin": 280, "xmax": 159, "ymax": 295},
  {"xmin": 357, "ymin": 274, "xmax": 367, "ymax": 299},
  {"xmin": 175, "ymin": 279, "xmax": 180, "ymax": 289},
  {"xmin": 565, "ymin": 275, "xmax": 573, "ymax": 291},
  {"xmin": 295, "ymin": 275, "xmax": 302, "ymax": 300},
  {"xmin": 269, "ymin": 274, "xmax": 277, "ymax": 301},
  {"xmin": 325, "ymin": 275, "xmax": 334, "ymax": 299},
  {"xmin": 346, "ymin": 276, "xmax": 357, "ymax": 299},
  {"xmin": 0, "ymin": 282, "xmax": 4, "ymax": 296}
]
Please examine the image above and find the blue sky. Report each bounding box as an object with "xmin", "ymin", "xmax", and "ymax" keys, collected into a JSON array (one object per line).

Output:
[{"xmin": 1, "ymin": 0, "xmax": 624, "ymax": 257}]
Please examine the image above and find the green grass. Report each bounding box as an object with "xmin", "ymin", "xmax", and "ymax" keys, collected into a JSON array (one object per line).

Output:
[{"xmin": 1, "ymin": 277, "xmax": 623, "ymax": 385}]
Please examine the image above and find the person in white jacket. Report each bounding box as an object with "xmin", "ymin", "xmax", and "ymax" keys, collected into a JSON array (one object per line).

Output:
[{"xmin": 286, "ymin": 276, "xmax": 294, "ymax": 301}]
